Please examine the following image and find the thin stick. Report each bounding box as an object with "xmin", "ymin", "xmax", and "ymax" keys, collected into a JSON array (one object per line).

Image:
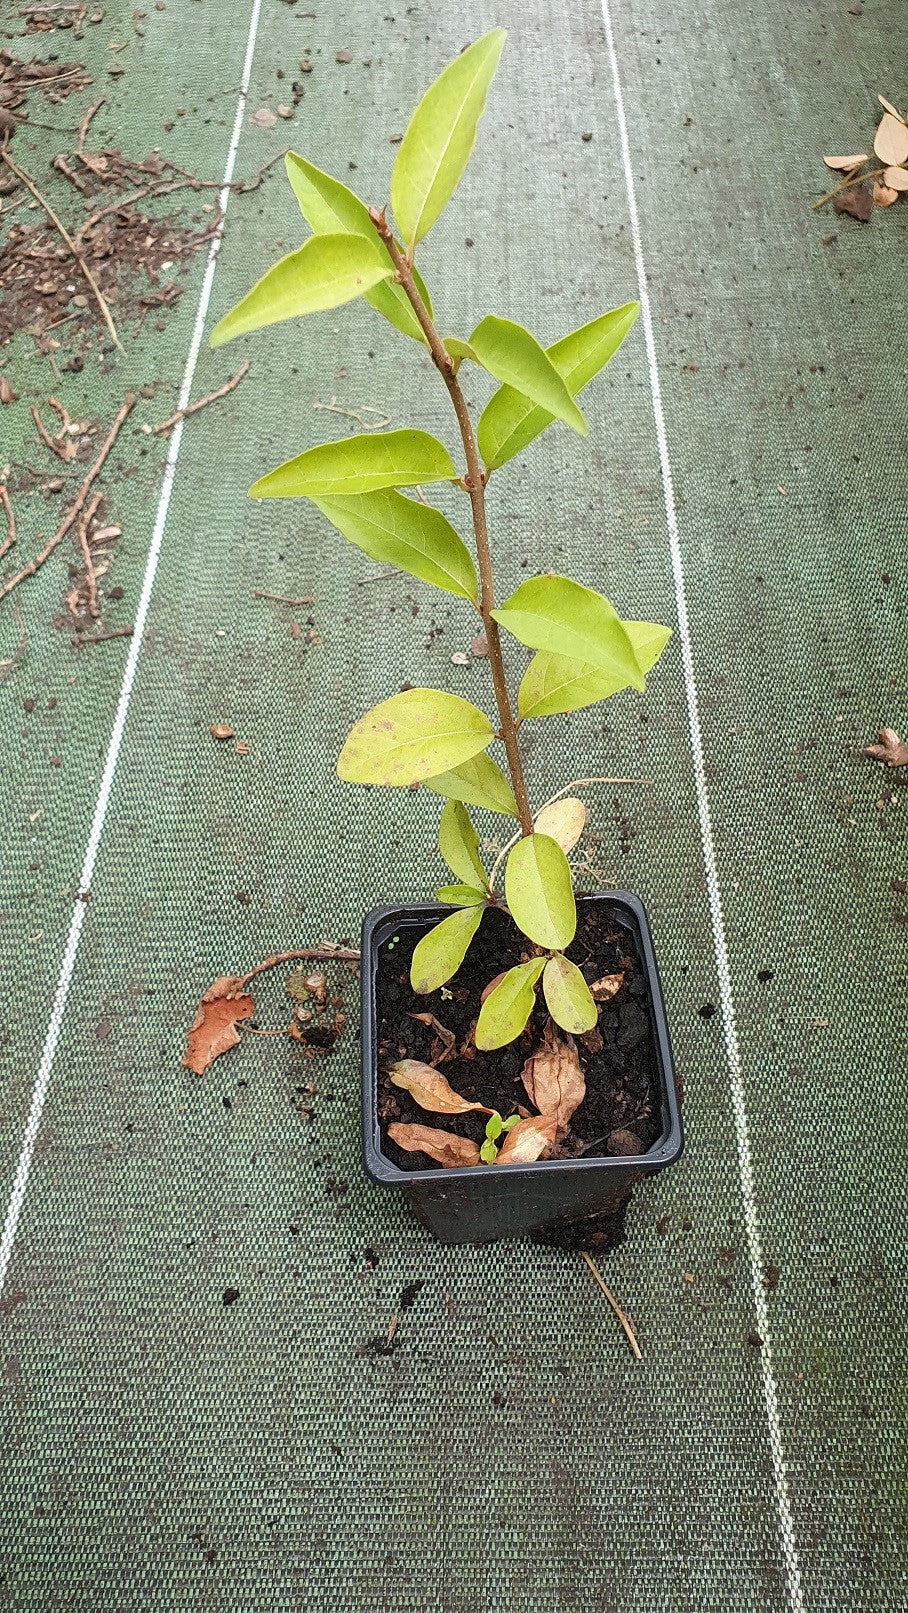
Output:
[
  {"xmin": 238, "ymin": 945, "xmax": 360, "ymax": 989},
  {"xmin": 313, "ymin": 397, "xmax": 391, "ymax": 431},
  {"xmin": 76, "ymin": 490, "xmax": 103, "ymax": 618},
  {"xmin": 75, "ymin": 95, "xmax": 104, "ymax": 160},
  {"xmin": 0, "ymin": 600, "xmax": 26, "ymax": 684},
  {"xmin": 31, "ymin": 404, "xmax": 74, "ymax": 462},
  {"xmin": 71, "ymin": 625, "xmax": 133, "ymax": 647},
  {"xmin": 150, "ymin": 360, "xmax": 250, "ymax": 434},
  {"xmin": 253, "ymin": 590, "xmax": 314, "ymax": 605},
  {"xmin": 0, "ymin": 486, "xmax": 16, "ymax": 561},
  {"xmin": 488, "ymin": 775, "xmax": 653, "ymax": 891},
  {"xmin": 0, "ymin": 393, "xmax": 135, "ymax": 604},
  {"xmin": 580, "ymin": 1251, "xmax": 642, "ymax": 1360},
  {"xmin": 0, "ymin": 147, "xmax": 123, "ymax": 350},
  {"xmin": 813, "ymin": 163, "xmax": 885, "ymax": 210}
]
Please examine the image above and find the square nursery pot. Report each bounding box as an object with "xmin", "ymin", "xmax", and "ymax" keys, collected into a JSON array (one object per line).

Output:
[{"xmin": 361, "ymin": 891, "xmax": 683, "ymax": 1246}]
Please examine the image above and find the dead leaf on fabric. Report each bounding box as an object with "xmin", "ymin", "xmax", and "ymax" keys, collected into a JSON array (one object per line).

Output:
[
  {"xmin": 873, "ymin": 178, "xmax": 899, "ymax": 206},
  {"xmin": 388, "ymin": 1059, "xmax": 493, "ymax": 1115},
  {"xmin": 822, "ymin": 154, "xmax": 868, "ymax": 172},
  {"xmin": 874, "ymin": 112, "xmax": 908, "ymax": 166},
  {"xmin": 833, "ymin": 184, "xmax": 872, "ymax": 221},
  {"xmin": 409, "ymin": 1011, "xmax": 457, "ymax": 1064},
  {"xmin": 210, "ymin": 723, "xmax": 234, "ymax": 740},
  {"xmin": 182, "ymin": 976, "xmax": 254, "ymax": 1075},
  {"xmin": 883, "ymin": 165, "xmax": 908, "ymax": 191},
  {"xmin": 519, "ymin": 1019, "xmax": 585, "ymax": 1137},
  {"xmin": 864, "ymin": 728, "xmax": 908, "ymax": 766},
  {"xmin": 877, "ymin": 95, "xmax": 905, "ymax": 121},
  {"xmin": 590, "ymin": 971, "xmax": 625, "ymax": 1002},
  {"xmin": 496, "ymin": 1114, "xmax": 558, "ymax": 1163},
  {"xmin": 387, "ymin": 1122, "xmax": 481, "ymax": 1168}
]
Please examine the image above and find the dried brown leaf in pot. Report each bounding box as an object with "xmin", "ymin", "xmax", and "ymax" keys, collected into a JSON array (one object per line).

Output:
[
  {"xmin": 874, "ymin": 113, "xmax": 908, "ymax": 166},
  {"xmin": 388, "ymin": 1059, "xmax": 494, "ymax": 1115},
  {"xmin": 590, "ymin": 970, "xmax": 624, "ymax": 1001},
  {"xmin": 409, "ymin": 1011, "xmax": 456, "ymax": 1063},
  {"xmin": 388, "ymin": 1122, "xmax": 481, "ymax": 1168},
  {"xmin": 496, "ymin": 1113, "xmax": 558, "ymax": 1163},
  {"xmin": 821, "ymin": 153, "xmax": 868, "ymax": 171},
  {"xmin": 519, "ymin": 1019, "xmax": 585, "ymax": 1137}
]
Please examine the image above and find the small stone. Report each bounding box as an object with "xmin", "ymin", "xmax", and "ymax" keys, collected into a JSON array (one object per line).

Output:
[
  {"xmin": 581, "ymin": 131, "xmax": 593, "ymax": 142},
  {"xmin": 276, "ymin": 105, "xmax": 293, "ymax": 119},
  {"xmin": 298, "ymin": 58, "xmax": 313, "ymax": 71}
]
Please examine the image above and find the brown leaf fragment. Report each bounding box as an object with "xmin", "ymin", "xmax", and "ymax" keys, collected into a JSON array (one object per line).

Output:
[
  {"xmin": 864, "ymin": 728, "xmax": 908, "ymax": 766},
  {"xmin": 873, "ymin": 178, "xmax": 899, "ymax": 206},
  {"xmin": 520, "ymin": 1019, "xmax": 585, "ymax": 1137},
  {"xmin": 409, "ymin": 1010, "xmax": 457, "ymax": 1064},
  {"xmin": 182, "ymin": 976, "xmax": 254, "ymax": 1075},
  {"xmin": 388, "ymin": 1059, "xmax": 493, "ymax": 1115},
  {"xmin": 874, "ymin": 112, "xmax": 908, "ymax": 166},
  {"xmin": 590, "ymin": 970, "xmax": 625, "ymax": 1002},
  {"xmin": 0, "ymin": 376, "xmax": 17, "ymax": 405},
  {"xmin": 387, "ymin": 1122, "xmax": 481, "ymax": 1169},
  {"xmin": 821, "ymin": 153, "xmax": 868, "ymax": 172},
  {"xmin": 250, "ymin": 106, "xmax": 277, "ymax": 128},
  {"xmin": 883, "ymin": 165, "xmax": 908, "ymax": 191},
  {"xmin": 496, "ymin": 1114, "xmax": 558, "ymax": 1164},
  {"xmin": 832, "ymin": 183, "xmax": 872, "ymax": 221},
  {"xmin": 480, "ymin": 971, "xmax": 507, "ymax": 1002}
]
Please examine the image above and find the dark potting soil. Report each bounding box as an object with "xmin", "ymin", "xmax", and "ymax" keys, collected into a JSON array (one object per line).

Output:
[{"xmin": 376, "ymin": 901, "xmax": 663, "ymax": 1179}]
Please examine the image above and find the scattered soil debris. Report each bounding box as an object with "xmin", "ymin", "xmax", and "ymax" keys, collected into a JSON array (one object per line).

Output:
[{"xmin": 182, "ymin": 946, "xmax": 360, "ymax": 1076}]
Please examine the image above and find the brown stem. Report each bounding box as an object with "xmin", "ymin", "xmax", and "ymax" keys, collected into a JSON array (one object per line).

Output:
[
  {"xmin": 813, "ymin": 163, "xmax": 885, "ymax": 210},
  {"xmin": 150, "ymin": 359, "xmax": 250, "ymax": 434},
  {"xmin": 238, "ymin": 945, "xmax": 360, "ymax": 988},
  {"xmin": 368, "ymin": 208, "xmax": 534, "ymax": 836}
]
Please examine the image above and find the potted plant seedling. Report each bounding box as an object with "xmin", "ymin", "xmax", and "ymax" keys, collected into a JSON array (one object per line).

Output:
[{"xmin": 210, "ymin": 28, "xmax": 682, "ymax": 1244}]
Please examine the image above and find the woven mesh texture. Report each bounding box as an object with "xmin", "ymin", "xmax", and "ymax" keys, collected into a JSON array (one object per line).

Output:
[{"xmin": 1, "ymin": 0, "xmax": 906, "ymax": 1608}]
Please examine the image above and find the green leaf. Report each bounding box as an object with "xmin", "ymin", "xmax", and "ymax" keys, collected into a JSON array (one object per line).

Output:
[
  {"xmin": 313, "ymin": 489, "xmax": 477, "ymax": 600},
  {"xmin": 442, "ymin": 336, "xmax": 479, "ymax": 365},
  {"xmin": 477, "ymin": 302, "xmax": 639, "ymax": 469},
  {"xmin": 434, "ymin": 884, "xmax": 487, "ymax": 907},
  {"xmin": 501, "ymin": 1114, "xmax": 521, "ymax": 1132},
  {"xmin": 337, "ymin": 688, "xmax": 494, "ymax": 785},
  {"xmin": 469, "ymin": 316, "xmax": 587, "ymax": 437},
  {"xmin": 493, "ymin": 576, "xmax": 644, "ymax": 692},
  {"xmin": 519, "ymin": 620, "xmax": 673, "ymax": 718},
  {"xmin": 250, "ymin": 429, "xmax": 456, "ymax": 499},
  {"xmin": 391, "ymin": 28, "xmax": 506, "ymax": 248},
  {"xmin": 424, "ymin": 753, "xmax": 518, "ymax": 818},
  {"xmin": 410, "ymin": 904, "xmax": 483, "ymax": 993},
  {"xmin": 504, "ymin": 833, "xmax": 576, "ymax": 951},
  {"xmin": 284, "ymin": 151, "xmax": 433, "ymax": 342},
  {"xmin": 439, "ymin": 799, "xmax": 487, "ymax": 888},
  {"xmin": 210, "ymin": 234, "xmax": 393, "ymax": 347},
  {"xmin": 543, "ymin": 954, "xmax": 598, "ymax": 1034},
  {"xmin": 485, "ymin": 1113, "xmax": 503, "ymax": 1141},
  {"xmin": 479, "ymin": 1138, "xmax": 499, "ymax": 1164},
  {"xmin": 475, "ymin": 956, "xmax": 546, "ymax": 1051}
]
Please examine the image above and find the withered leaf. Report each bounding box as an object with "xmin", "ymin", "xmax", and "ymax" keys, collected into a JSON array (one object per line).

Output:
[
  {"xmin": 833, "ymin": 183, "xmax": 872, "ymax": 221},
  {"xmin": 409, "ymin": 1010, "xmax": 456, "ymax": 1063},
  {"xmin": 873, "ymin": 178, "xmax": 899, "ymax": 207},
  {"xmin": 883, "ymin": 165, "xmax": 908, "ymax": 191},
  {"xmin": 877, "ymin": 96, "xmax": 904, "ymax": 121},
  {"xmin": 0, "ymin": 376, "xmax": 17, "ymax": 405},
  {"xmin": 182, "ymin": 976, "xmax": 254, "ymax": 1075},
  {"xmin": 496, "ymin": 1114, "xmax": 558, "ymax": 1163},
  {"xmin": 874, "ymin": 112, "xmax": 908, "ymax": 166},
  {"xmin": 533, "ymin": 795, "xmax": 587, "ymax": 853},
  {"xmin": 387, "ymin": 1122, "xmax": 481, "ymax": 1169},
  {"xmin": 590, "ymin": 971, "xmax": 625, "ymax": 1001},
  {"xmin": 864, "ymin": 728, "xmax": 908, "ymax": 766},
  {"xmin": 388, "ymin": 1059, "xmax": 493, "ymax": 1115},
  {"xmin": 520, "ymin": 1019, "xmax": 585, "ymax": 1137},
  {"xmin": 821, "ymin": 154, "xmax": 868, "ymax": 172},
  {"xmin": 480, "ymin": 971, "xmax": 507, "ymax": 1002}
]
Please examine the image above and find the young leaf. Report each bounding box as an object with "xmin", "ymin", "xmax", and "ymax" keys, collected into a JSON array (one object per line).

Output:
[
  {"xmin": 520, "ymin": 1018, "xmax": 586, "ymax": 1135},
  {"xmin": 469, "ymin": 316, "xmax": 587, "ymax": 437},
  {"xmin": 442, "ymin": 335, "xmax": 479, "ymax": 366},
  {"xmin": 493, "ymin": 576, "xmax": 644, "ymax": 691},
  {"xmin": 533, "ymin": 797, "xmax": 587, "ymax": 854},
  {"xmin": 284, "ymin": 151, "xmax": 433, "ymax": 342},
  {"xmin": 477, "ymin": 302, "xmax": 639, "ymax": 470},
  {"xmin": 505, "ymin": 833, "xmax": 576, "ymax": 951},
  {"xmin": 495, "ymin": 1113, "xmax": 558, "ymax": 1164},
  {"xmin": 474, "ymin": 956, "xmax": 546, "ymax": 1051},
  {"xmin": 485, "ymin": 1112, "xmax": 504, "ymax": 1141},
  {"xmin": 210, "ymin": 234, "xmax": 394, "ymax": 347},
  {"xmin": 424, "ymin": 753, "xmax": 518, "ymax": 818},
  {"xmin": 388, "ymin": 1122, "xmax": 481, "ymax": 1168},
  {"xmin": 313, "ymin": 489, "xmax": 477, "ymax": 600},
  {"xmin": 391, "ymin": 28, "xmax": 506, "ymax": 248},
  {"xmin": 337, "ymin": 689, "xmax": 494, "ymax": 785},
  {"xmin": 434, "ymin": 884, "xmax": 487, "ymax": 907},
  {"xmin": 250, "ymin": 429, "xmax": 456, "ymax": 499},
  {"xmin": 543, "ymin": 955, "xmax": 598, "ymax": 1035},
  {"xmin": 479, "ymin": 1138, "xmax": 499, "ymax": 1163},
  {"xmin": 439, "ymin": 799, "xmax": 487, "ymax": 888},
  {"xmin": 388, "ymin": 1059, "xmax": 491, "ymax": 1115},
  {"xmin": 518, "ymin": 620, "xmax": 672, "ymax": 718},
  {"xmin": 410, "ymin": 904, "xmax": 484, "ymax": 993}
]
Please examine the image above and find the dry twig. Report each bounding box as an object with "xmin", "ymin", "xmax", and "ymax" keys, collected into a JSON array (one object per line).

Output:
[
  {"xmin": 253, "ymin": 590, "xmax": 314, "ymax": 606},
  {"xmin": 0, "ymin": 485, "xmax": 16, "ymax": 561},
  {"xmin": 580, "ymin": 1251, "xmax": 642, "ymax": 1361},
  {"xmin": 149, "ymin": 360, "xmax": 249, "ymax": 434},
  {"xmin": 313, "ymin": 396, "xmax": 391, "ymax": 430},
  {"xmin": 76, "ymin": 490, "xmax": 103, "ymax": 618},
  {"xmin": 70, "ymin": 624, "xmax": 133, "ymax": 647}
]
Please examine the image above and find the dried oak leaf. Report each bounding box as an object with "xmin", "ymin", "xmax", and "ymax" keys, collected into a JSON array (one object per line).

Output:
[
  {"xmin": 520, "ymin": 1019, "xmax": 585, "ymax": 1137},
  {"xmin": 182, "ymin": 976, "xmax": 254, "ymax": 1075},
  {"xmin": 833, "ymin": 183, "xmax": 872, "ymax": 222},
  {"xmin": 409, "ymin": 1010, "xmax": 456, "ymax": 1064},
  {"xmin": 590, "ymin": 970, "xmax": 625, "ymax": 1002},
  {"xmin": 388, "ymin": 1059, "xmax": 492, "ymax": 1116},
  {"xmin": 864, "ymin": 728, "xmax": 908, "ymax": 766},
  {"xmin": 387, "ymin": 1122, "xmax": 481, "ymax": 1168},
  {"xmin": 496, "ymin": 1114, "xmax": 558, "ymax": 1164}
]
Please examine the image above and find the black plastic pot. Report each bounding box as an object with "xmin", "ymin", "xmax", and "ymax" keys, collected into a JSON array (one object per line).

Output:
[{"xmin": 361, "ymin": 891, "xmax": 683, "ymax": 1245}]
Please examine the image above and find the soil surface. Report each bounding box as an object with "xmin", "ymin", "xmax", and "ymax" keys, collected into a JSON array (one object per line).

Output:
[{"xmin": 376, "ymin": 900, "xmax": 664, "ymax": 1174}]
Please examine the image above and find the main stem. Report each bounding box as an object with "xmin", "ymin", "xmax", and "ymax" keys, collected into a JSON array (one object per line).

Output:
[{"xmin": 370, "ymin": 209, "xmax": 534, "ymax": 836}]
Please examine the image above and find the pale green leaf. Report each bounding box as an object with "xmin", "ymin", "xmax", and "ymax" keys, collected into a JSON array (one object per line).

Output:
[
  {"xmin": 210, "ymin": 234, "xmax": 393, "ymax": 347},
  {"xmin": 439, "ymin": 799, "xmax": 487, "ymax": 888},
  {"xmin": 533, "ymin": 797, "xmax": 587, "ymax": 853},
  {"xmin": 479, "ymin": 1138, "xmax": 498, "ymax": 1163},
  {"xmin": 543, "ymin": 954, "xmax": 598, "ymax": 1034},
  {"xmin": 493, "ymin": 576, "xmax": 644, "ymax": 692},
  {"xmin": 477, "ymin": 302, "xmax": 639, "ymax": 470},
  {"xmin": 485, "ymin": 1113, "xmax": 503, "ymax": 1141},
  {"xmin": 475, "ymin": 956, "xmax": 546, "ymax": 1051},
  {"xmin": 519, "ymin": 620, "xmax": 673, "ymax": 718},
  {"xmin": 434, "ymin": 884, "xmax": 487, "ymax": 907},
  {"xmin": 391, "ymin": 28, "xmax": 506, "ymax": 247},
  {"xmin": 250, "ymin": 429, "xmax": 456, "ymax": 499},
  {"xmin": 313, "ymin": 489, "xmax": 477, "ymax": 600},
  {"xmin": 469, "ymin": 317, "xmax": 587, "ymax": 437},
  {"xmin": 337, "ymin": 688, "xmax": 493, "ymax": 785},
  {"xmin": 504, "ymin": 833, "xmax": 576, "ymax": 951},
  {"xmin": 424, "ymin": 753, "xmax": 518, "ymax": 818},
  {"xmin": 442, "ymin": 335, "xmax": 479, "ymax": 364},
  {"xmin": 284, "ymin": 152, "xmax": 433, "ymax": 342},
  {"xmin": 410, "ymin": 904, "xmax": 483, "ymax": 993}
]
